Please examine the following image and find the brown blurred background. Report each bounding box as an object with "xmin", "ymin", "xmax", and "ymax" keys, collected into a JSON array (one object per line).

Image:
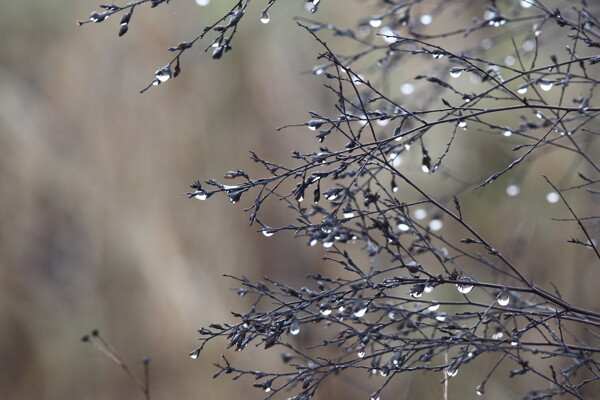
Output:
[{"xmin": 0, "ymin": 1, "xmax": 598, "ymax": 399}]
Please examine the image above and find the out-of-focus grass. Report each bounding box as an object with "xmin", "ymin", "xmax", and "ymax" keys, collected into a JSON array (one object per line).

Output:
[{"xmin": 0, "ymin": 1, "xmax": 597, "ymax": 399}]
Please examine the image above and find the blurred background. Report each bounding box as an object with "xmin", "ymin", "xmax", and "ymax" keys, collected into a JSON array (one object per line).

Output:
[{"xmin": 0, "ymin": 1, "xmax": 597, "ymax": 399}]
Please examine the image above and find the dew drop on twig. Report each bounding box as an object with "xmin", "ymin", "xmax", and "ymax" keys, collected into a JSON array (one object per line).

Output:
[
  {"xmin": 540, "ymin": 81, "xmax": 553, "ymax": 91},
  {"xmin": 260, "ymin": 10, "xmax": 270, "ymax": 24},
  {"xmin": 497, "ymin": 292, "xmax": 510, "ymax": 306},
  {"xmin": 456, "ymin": 279, "xmax": 474, "ymax": 294},
  {"xmin": 369, "ymin": 18, "xmax": 382, "ymax": 28},
  {"xmin": 450, "ymin": 68, "xmax": 462, "ymax": 78}
]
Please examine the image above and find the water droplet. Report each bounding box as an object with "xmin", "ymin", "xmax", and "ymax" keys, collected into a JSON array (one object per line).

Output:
[
  {"xmin": 497, "ymin": 292, "xmax": 510, "ymax": 306},
  {"xmin": 535, "ymin": 112, "xmax": 543, "ymax": 119},
  {"xmin": 414, "ymin": 208, "xmax": 427, "ymax": 220},
  {"xmin": 264, "ymin": 386, "xmax": 271, "ymax": 393},
  {"xmin": 456, "ymin": 279, "xmax": 474, "ymax": 294},
  {"xmin": 546, "ymin": 191, "xmax": 559, "ymax": 203},
  {"xmin": 260, "ymin": 10, "xmax": 270, "ymax": 23},
  {"xmin": 436, "ymin": 314, "xmax": 446, "ymax": 322},
  {"xmin": 424, "ymin": 283, "xmax": 434, "ymax": 293},
  {"xmin": 450, "ymin": 68, "xmax": 462, "ymax": 78},
  {"xmin": 369, "ymin": 18, "xmax": 382, "ymax": 28},
  {"xmin": 323, "ymin": 241, "xmax": 334, "ymax": 248},
  {"xmin": 195, "ymin": 192, "xmax": 208, "ymax": 200},
  {"xmin": 344, "ymin": 212, "xmax": 355, "ymax": 218},
  {"xmin": 428, "ymin": 303, "xmax": 440, "ymax": 311},
  {"xmin": 376, "ymin": 118, "xmax": 389, "ymax": 126},
  {"xmin": 506, "ymin": 184, "xmax": 520, "ymax": 197},
  {"xmin": 195, "ymin": 0, "xmax": 210, "ymax": 5},
  {"xmin": 400, "ymin": 83, "xmax": 414, "ymax": 95},
  {"xmin": 155, "ymin": 65, "xmax": 172, "ymax": 82},
  {"xmin": 503, "ymin": 129, "xmax": 513, "ymax": 137},
  {"xmin": 262, "ymin": 229, "xmax": 274, "ymax": 237},
  {"xmin": 397, "ymin": 222, "xmax": 410, "ymax": 232},
  {"xmin": 540, "ymin": 81, "xmax": 553, "ymax": 91},
  {"xmin": 309, "ymin": 238, "xmax": 318, "ymax": 247},
  {"xmin": 410, "ymin": 286, "xmax": 423, "ymax": 298},
  {"xmin": 428, "ymin": 219, "xmax": 443, "ymax": 231},
  {"xmin": 370, "ymin": 396, "xmax": 380, "ymax": 400},
  {"xmin": 307, "ymin": 119, "xmax": 325, "ymax": 131},
  {"xmin": 289, "ymin": 320, "xmax": 300, "ymax": 335},
  {"xmin": 420, "ymin": 14, "xmax": 432, "ymax": 25},
  {"xmin": 446, "ymin": 367, "xmax": 458, "ymax": 377},
  {"xmin": 379, "ymin": 26, "xmax": 396, "ymax": 44},
  {"xmin": 354, "ymin": 307, "xmax": 368, "ymax": 318},
  {"xmin": 520, "ymin": 0, "xmax": 532, "ymax": 8},
  {"xmin": 357, "ymin": 348, "xmax": 366, "ymax": 358},
  {"xmin": 189, "ymin": 350, "xmax": 200, "ymax": 359},
  {"xmin": 379, "ymin": 368, "xmax": 389, "ymax": 377},
  {"xmin": 517, "ymin": 86, "xmax": 528, "ymax": 94},
  {"xmin": 511, "ymin": 340, "xmax": 519, "ymax": 346},
  {"xmin": 320, "ymin": 307, "xmax": 332, "ymax": 316},
  {"xmin": 458, "ymin": 120, "xmax": 467, "ymax": 129},
  {"xmin": 504, "ymin": 55, "xmax": 516, "ymax": 65},
  {"xmin": 476, "ymin": 385, "xmax": 485, "ymax": 395},
  {"xmin": 523, "ymin": 40, "xmax": 535, "ymax": 52},
  {"xmin": 492, "ymin": 331, "xmax": 504, "ymax": 340},
  {"xmin": 421, "ymin": 164, "xmax": 430, "ymax": 173}
]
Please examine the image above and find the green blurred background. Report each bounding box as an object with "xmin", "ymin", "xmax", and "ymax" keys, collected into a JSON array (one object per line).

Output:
[{"xmin": 0, "ymin": 1, "xmax": 597, "ymax": 399}]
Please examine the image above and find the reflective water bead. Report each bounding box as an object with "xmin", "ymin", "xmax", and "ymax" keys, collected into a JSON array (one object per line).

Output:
[
  {"xmin": 320, "ymin": 308, "xmax": 332, "ymax": 316},
  {"xmin": 540, "ymin": 81, "xmax": 553, "ymax": 91},
  {"xmin": 414, "ymin": 208, "xmax": 427, "ymax": 220},
  {"xmin": 353, "ymin": 307, "xmax": 368, "ymax": 318},
  {"xmin": 260, "ymin": 10, "xmax": 270, "ymax": 24},
  {"xmin": 155, "ymin": 65, "xmax": 172, "ymax": 82},
  {"xmin": 492, "ymin": 331, "xmax": 504, "ymax": 340},
  {"xmin": 520, "ymin": 0, "xmax": 532, "ymax": 8},
  {"xmin": 289, "ymin": 321, "xmax": 300, "ymax": 335},
  {"xmin": 428, "ymin": 219, "xmax": 443, "ymax": 231},
  {"xmin": 449, "ymin": 67, "xmax": 462, "ymax": 78},
  {"xmin": 506, "ymin": 184, "xmax": 520, "ymax": 197},
  {"xmin": 546, "ymin": 191, "xmax": 560, "ymax": 203},
  {"xmin": 497, "ymin": 292, "xmax": 510, "ymax": 306},
  {"xmin": 400, "ymin": 83, "xmax": 414, "ymax": 95},
  {"xmin": 476, "ymin": 385, "xmax": 485, "ymax": 396},
  {"xmin": 369, "ymin": 18, "xmax": 382, "ymax": 28},
  {"xmin": 456, "ymin": 279, "xmax": 474, "ymax": 294}
]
